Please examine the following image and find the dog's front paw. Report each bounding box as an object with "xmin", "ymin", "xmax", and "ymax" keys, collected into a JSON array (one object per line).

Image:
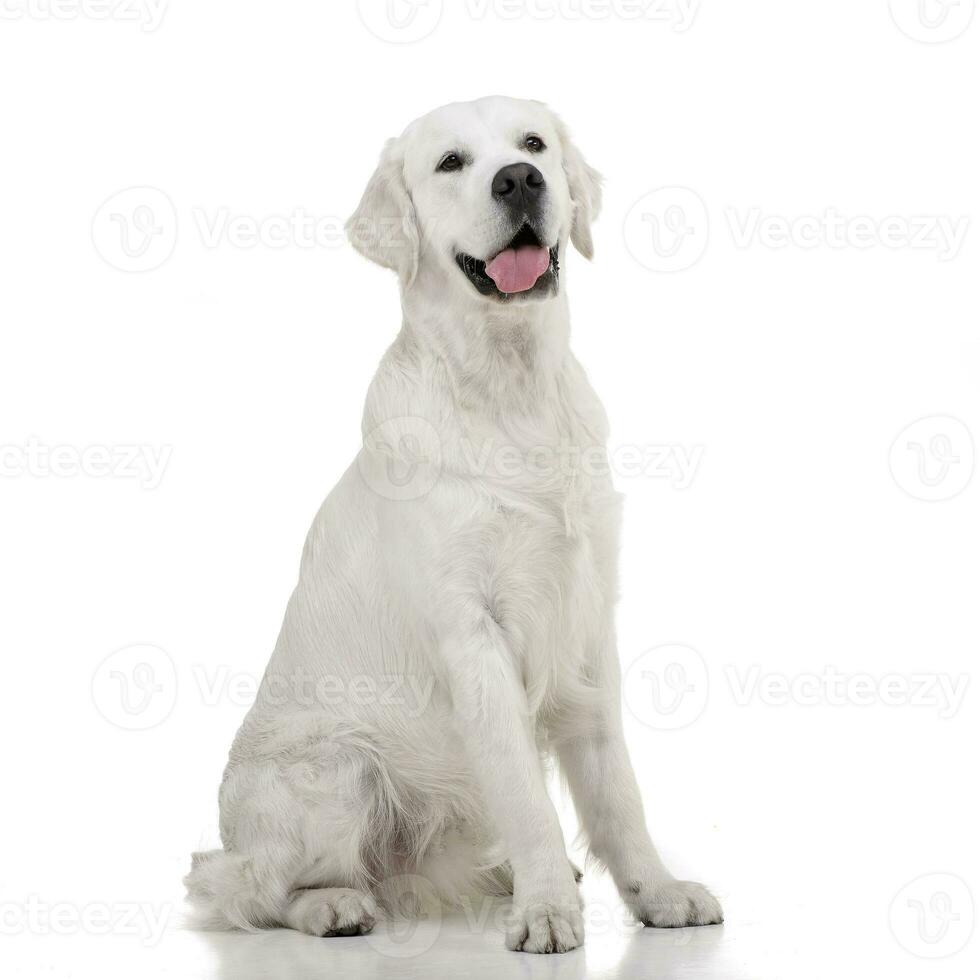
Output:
[
  {"xmin": 506, "ymin": 901, "xmax": 584, "ymax": 954},
  {"xmin": 628, "ymin": 879, "xmax": 723, "ymax": 928}
]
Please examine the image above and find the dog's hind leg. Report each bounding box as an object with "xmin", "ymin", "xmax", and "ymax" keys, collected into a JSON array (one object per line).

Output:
[
  {"xmin": 183, "ymin": 847, "xmax": 294, "ymax": 931},
  {"xmin": 186, "ymin": 716, "xmax": 399, "ymax": 934},
  {"xmin": 185, "ymin": 847, "xmax": 380, "ymax": 937}
]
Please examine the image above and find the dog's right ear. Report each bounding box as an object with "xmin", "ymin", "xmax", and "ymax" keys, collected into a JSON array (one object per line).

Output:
[{"xmin": 345, "ymin": 138, "xmax": 420, "ymax": 286}]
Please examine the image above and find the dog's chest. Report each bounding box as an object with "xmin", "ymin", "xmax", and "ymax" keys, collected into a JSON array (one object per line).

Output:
[
  {"xmin": 484, "ymin": 484, "xmax": 614, "ymax": 728},
  {"xmin": 451, "ymin": 406, "xmax": 617, "ymax": 700}
]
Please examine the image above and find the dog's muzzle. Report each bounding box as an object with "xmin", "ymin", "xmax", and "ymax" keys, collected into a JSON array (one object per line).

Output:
[{"xmin": 455, "ymin": 161, "xmax": 558, "ymax": 301}]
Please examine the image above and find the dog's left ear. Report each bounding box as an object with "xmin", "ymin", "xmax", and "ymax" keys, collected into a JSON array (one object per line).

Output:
[
  {"xmin": 555, "ymin": 117, "xmax": 603, "ymax": 259},
  {"xmin": 346, "ymin": 138, "xmax": 420, "ymax": 286}
]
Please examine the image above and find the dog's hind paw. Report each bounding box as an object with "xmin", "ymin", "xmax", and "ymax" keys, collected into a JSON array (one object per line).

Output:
[{"xmin": 285, "ymin": 887, "xmax": 377, "ymax": 937}]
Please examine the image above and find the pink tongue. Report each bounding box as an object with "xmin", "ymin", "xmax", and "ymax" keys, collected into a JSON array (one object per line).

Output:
[{"xmin": 485, "ymin": 245, "xmax": 550, "ymax": 293}]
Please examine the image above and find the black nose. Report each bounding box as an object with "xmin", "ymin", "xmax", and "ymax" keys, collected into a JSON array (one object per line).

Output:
[{"xmin": 491, "ymin": 163, "xmax": 545, "ymax": 211}]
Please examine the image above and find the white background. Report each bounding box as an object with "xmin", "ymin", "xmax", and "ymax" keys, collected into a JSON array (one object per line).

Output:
[{"xmin": 1, "ymin": 2, "xmax": 978, "ymax": 978}]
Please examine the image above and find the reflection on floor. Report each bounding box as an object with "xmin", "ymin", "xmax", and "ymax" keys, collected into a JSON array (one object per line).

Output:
[
  {"xmin": 8, "ymin": 878, "xmax": 951, "ymax": 980},
  {"xmin": 195, "ymin": 905, "xmax": 729, "ymax": 980}
]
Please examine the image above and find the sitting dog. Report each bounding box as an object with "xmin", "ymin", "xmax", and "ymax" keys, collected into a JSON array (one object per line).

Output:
[{"xmin": 185, "ymin": 95, "xmax": 722, "ymax": 954}]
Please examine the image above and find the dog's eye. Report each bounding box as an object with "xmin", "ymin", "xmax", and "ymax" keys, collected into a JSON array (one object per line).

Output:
[
  {"xmin": 438, "ymin": 153, "xmax": 464, "ymax": 173},
  {"xmin": 524, "ymin": 135, "xmax": 546, "ymax": 153}
]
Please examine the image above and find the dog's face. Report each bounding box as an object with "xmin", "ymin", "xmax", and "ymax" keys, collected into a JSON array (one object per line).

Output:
[{"xmin": 347, "ymin": 97, "xmax": 602, "ymax": 305}]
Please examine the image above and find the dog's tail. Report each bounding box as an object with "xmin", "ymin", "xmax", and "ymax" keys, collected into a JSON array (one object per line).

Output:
[{"xmin": 183, "ymin": 849, "xmax": 290, "ymax": 931}]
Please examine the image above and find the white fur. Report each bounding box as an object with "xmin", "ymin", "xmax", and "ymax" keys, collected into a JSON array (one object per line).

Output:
[{"xmin": 185, "ymin": 96, "xmax": 722, "ymax": 954}]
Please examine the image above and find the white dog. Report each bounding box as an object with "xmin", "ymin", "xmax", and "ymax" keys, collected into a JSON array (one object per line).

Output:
[{"xmin": 185, "ymin": 95, "xmax": 722, "ymax": 954}]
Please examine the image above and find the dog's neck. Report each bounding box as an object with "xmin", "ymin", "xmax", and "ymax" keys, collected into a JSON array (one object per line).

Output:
[{"xmin": 400, "ymin": 269, "xmax": 572, "ymax": 419}]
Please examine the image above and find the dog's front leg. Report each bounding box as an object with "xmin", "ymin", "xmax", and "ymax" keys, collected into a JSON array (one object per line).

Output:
[
  {"xmin": 558, "ymin": 719, "xmax": 723, "ymax": 928},
  {"xmin": 442, "ymin": 613, "xmax": 583, "ymax": 954}
]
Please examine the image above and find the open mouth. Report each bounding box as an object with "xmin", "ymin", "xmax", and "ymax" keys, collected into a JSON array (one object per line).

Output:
[{"xmin": 456, "ymin": 223, "xmax": 559, "ymax": 301}]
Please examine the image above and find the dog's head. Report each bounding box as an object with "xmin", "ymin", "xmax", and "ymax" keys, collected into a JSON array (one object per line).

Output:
[{"xmin": 346, "ymin": 96, "xmax": 602, "ymax": 305}]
